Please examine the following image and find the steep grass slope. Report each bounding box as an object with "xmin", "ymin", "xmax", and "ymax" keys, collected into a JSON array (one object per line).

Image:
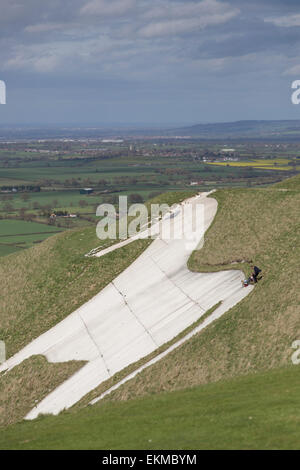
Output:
[
  {"xmin": 274, "ymin": 173, "xmax": 300, "ymax": 190},
  {"xmin": 0, "ymin": 190, "xmax": 195, "ymax": 427},
  {"xmin": 94, "ymin": 177, "xmax": 300, "ymax": 402},
  {"xmin": 1, "ymin": 180, "xmax": 299, "ymax": 449},
  {"xmin": 0, "ymin": 228, "xmax": 150, "ymax": 359},
  {"xmin": 0, "ymin": 228, "xmax": 151, "ymax": 428},
  {"xmin": 0, "ymin": 356, "xmax": 85, "ymax": 428},
  {"xmin": 1, "ymin": 366, "xmax": 300, "ymax": 450},
  {"xmin": 0, "ymin": 190, "xmax": 195, "ymax": 358}
]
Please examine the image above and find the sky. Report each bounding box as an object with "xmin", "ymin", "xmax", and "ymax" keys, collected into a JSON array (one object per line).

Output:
[{"xmin": 1, "ymin": 0, "xmax": 300, "ymax": 126}]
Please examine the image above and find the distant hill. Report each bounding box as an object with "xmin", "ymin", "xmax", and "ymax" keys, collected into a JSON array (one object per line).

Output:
[
  {"xmin": 0, "ymin": 120, "xmax": 300, "ymax": 141},
  {"xmin": 3, "ymin": 119, "xmax": 300, "ymax": 140},
  {"xmin": 167, "ymin": 119, "xmax": 300, "ymax": 140}
]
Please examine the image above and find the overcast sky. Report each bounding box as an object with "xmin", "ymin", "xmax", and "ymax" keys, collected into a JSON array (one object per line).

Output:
[{"xmin": 1, "ymin": 0, "xmax": 300, "ymax": 125}]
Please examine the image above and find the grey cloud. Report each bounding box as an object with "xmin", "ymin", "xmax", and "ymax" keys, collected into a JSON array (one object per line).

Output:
[
  {"xmin": 190, "ymin": 17, "xmax": 300, "ymax": 60},
  {"xmin": 1, "ymin": 0, "xmax": 300, "ymax": 125},
  {"xmin": 139, "ymin": 0, "xmax": 239, "ymax": 37},
  {"xmin": 24, "ymin": 23, "xmax": 67, "ymax": 34},
  {"xmin": 79, "ymin": 0, "xmax": 136, "ymax": 17},
  {"xmin": 264, "ymin": 14, "xmax": 300, "ymax": 27}
]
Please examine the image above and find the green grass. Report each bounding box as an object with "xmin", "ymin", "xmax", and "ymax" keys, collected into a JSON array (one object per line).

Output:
[
  {"xmin": 103, "ymin": 178, "xmax": 300, "ymax": 403},
  {"xmin": 0, "ymin": 219, "xmax": 62, "ymax": 256},
  {"xmin": 1, "ymin": 179, "xmax": 300, "ymax": 449},
  {"xmin": 1, "ymin": 366, "xmax": 300, "ymax": 449},
  {"xmin": 0, "ymin": 233, "xmax": 58, "ymax": 244},
  {"xmin": 0, "ymin": 219, "xmax": 60, "ymax": 236},
  {"xmin": 0, "ymin": 190, "xmax": 196, "ymax": 429},
  {"xmin": 76, "ymin": 303, "xmax": 221, "ymax": 409},
  {"xmin": 1, "ymin": 189, "xmax": 106, "ymax": 209},
  {"xmin": 0, "ymin": 190, "xmax": 196, "ymax": 358},
  {"xmin": 0, "ymin": 221, "xmax": 151, "ymax": 430},
  {"xmin": 208, "ymin": 158, "xmax": 299, "ymax": 171},
  {"xmin": 274, "ymin": 173, "xmax": 300, "ymax": 190},
  {"xmin": 0, "ymin": 228, "xmax": 151, "ymax": 359},
  {"xmin": 0, "ymin": 245, "xmax": 23, "ymax": 256},
  {"xmin": 0, "ymin": 356, "xmax": 85, "ymax": 428},
  {"xmin": 0, "ymin": 219, "xmax": 59, "ymax": 235}
]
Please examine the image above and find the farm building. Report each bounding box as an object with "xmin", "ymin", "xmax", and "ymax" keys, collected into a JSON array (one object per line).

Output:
[{"xmin": 80, "ymin": 188, "xmax": 94, "ymax": 195}]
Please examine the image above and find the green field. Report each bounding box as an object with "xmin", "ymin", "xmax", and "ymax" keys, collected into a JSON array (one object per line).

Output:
[
  {"xmin": 208, "ymin": 158, "xmax": 300, "ymax": 171},
  {"xmin": 0, "ymin": 219, "xmax": 62, "ymax": 256},
  {"xmin": 1, "ymin": 139, "xmax": 296, "ymax": 252},
  {"xmin": 1, "ymin": 366, "xmax": 300, "ymax": 450},
  {"xmin": 0, "ymin": 244, "xmax": 23, "ymax": 256},
  {"xmin": 96, "ymin": 177, "xmax": 299, "ymax": 408},
  {"xmin": 0, "ymin": 191, "xmax": 196, "ymax": 430},
  {"xmin": 0, "ymin": 146, "xmax": 299, "ymax": 449},
  {"xmin": 0, "ymin": 219, "xmax": 61, "ymax": 236}
]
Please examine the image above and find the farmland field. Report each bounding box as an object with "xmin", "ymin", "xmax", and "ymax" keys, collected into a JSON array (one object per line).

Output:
[
  {"xmin": 208, "ymin": 158, "xmax": 300, "ymax": 171},
  {"xmin": 0, "ymin": 138, "xmax": 298, "ymax": 257},
  {"xmin": 0, "ymin": 140, "xmax": 299, "ymax": 450},
  {"xmin": 0, "ymin": 220, "xmax": 62, "ymax": 256}
]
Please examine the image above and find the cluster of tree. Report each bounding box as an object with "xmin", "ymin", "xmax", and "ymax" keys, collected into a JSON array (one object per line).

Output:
[
  {"xmin": 148, "ymin": 191, "xmax": 163, "ymax": 199},
  {"xmin": 112, "ymin": 176, "xmax": 139, "ymax": 185},
  {"xmin": 63, "ymin": 177, "xmax": 108, "ymax": 187},
  {"xmin": 102, "ymin": 194, "xmax": 120, "ymax": 205},
  {"xmin": 79, "ymin": 200, "xmax": 88, "ymax": 207},
  {"xmin": 128, "ymin": 193, "xmax": 144, "ymax": 204},
  {"xmin": 53, "ymin": 210, "xmax": 69, "ymax": 216},
  {"xmin": 0, "ymin": 185, "xmax": 41, "ymax": 192},
  {"xmin": 63, "ymin": 178, "xmax": 81, "ymax": 187},
  {"xmin": 18, "ymin": 210, "xmax": 35, "ymax": 222},
  {"xmin": 101, "ymin": 193, "xmax": 144, "ymax": 205},
  {"xmin": 154, "ymin": 168, "xmax": 190, "ymax": 178}
]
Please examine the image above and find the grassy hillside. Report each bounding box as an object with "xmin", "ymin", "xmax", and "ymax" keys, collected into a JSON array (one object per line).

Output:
[
  {"xmin": 0, "ymin": 190, "xmax": 195, "ymax": 428},
  {"xmin": 0, "ymin": 228, "xmax": 151, "ymax": 429},
  {"xmin": 0, "ymin": 356, "xmax": 85, "ymax": 428},
  {"xmin": 95, "ymin": 178, "xmax": 300, "ymax": 403},
  {"xmin": 1, "ymin": 366, "xmax": 300, "ymax": 450},
  {"xmin": 1, "ymin": 179, "xmax": 299, "ymax": 448},
  {"xmin": 169, "ymin": 119, "xmax": 300, "ymax": 139},
  {"xmin": 0, "ymin": 228, "xmax": 150, "ymax": 359},
  {"xmin": 0, "ymin": 219, "xmax": 62, "ymax": 257},
  {"xmin": 0, "ymin": 190, "xmax": 195, "ymax": 358},
  {"xmin": 274, "ymin": 173, "xmax": 300, "ymax": 190}
]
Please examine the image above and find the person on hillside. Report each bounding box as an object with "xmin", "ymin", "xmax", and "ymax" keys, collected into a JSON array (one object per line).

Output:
[{"xmin": 252, "ymin": 265, "xmax": 262, "ymax": 283}]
